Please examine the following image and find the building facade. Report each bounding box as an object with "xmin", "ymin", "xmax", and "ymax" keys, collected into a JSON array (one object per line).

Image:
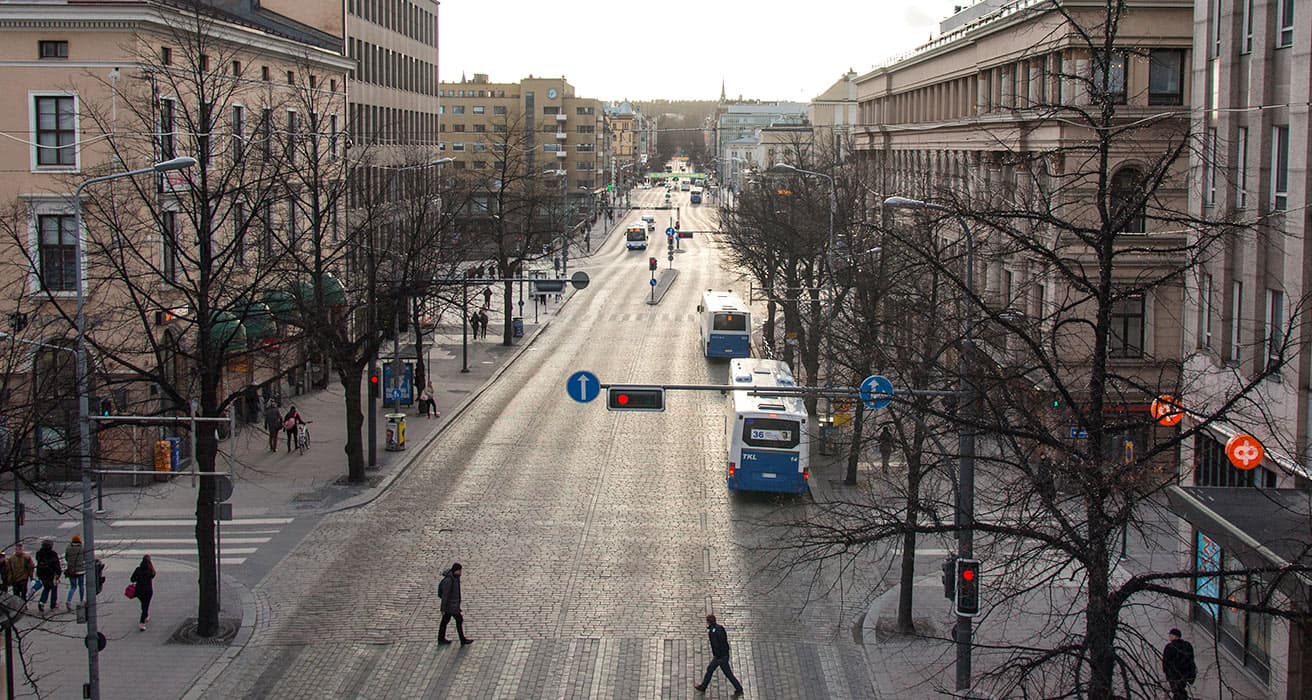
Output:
[{"xmin": 809, "ymin": 70, "xmax": 859, "ymax": 161}]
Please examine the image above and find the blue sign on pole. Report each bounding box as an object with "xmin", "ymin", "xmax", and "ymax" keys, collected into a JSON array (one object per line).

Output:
[
  {"xmin": 665, "ymin": 227, "xmax": 676, "ymax": 237},
  {"xmin": 859, "ymin": 375, "xmax": 894, "ymax": 410},
  {"xmin": 566, "ymin": 370, "xmax": 601, "ymax": 403},
  {"xmin": 649, "ymin": 277, "xmax": 658, "ymax": 287}
]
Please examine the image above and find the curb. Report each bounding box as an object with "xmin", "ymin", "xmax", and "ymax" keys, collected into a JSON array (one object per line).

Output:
[
  {"xmin": 180, "ymin": 565, "xmax": 257, "ymax": 700},
  {"xmin": 645, "ymin": 268, "xmax": 679, "ymax": 305}
]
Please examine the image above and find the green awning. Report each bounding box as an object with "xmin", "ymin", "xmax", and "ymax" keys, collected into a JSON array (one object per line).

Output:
[
  {"xmin": 237, "ymin": 302, "xmax": 275, "ymax": 341},
  {"xmin": 207, "ymin": 311, "xmax": 247, "ymax": 355},
  {"xmin": 293, "ymin": 273, "xmax": 347, "ymax": 308},
  {"xmin": 261, "ymin": 290, "xmax": 297, "ymax": 323}
]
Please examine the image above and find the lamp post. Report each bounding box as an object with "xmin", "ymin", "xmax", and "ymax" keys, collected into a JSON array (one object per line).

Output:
[
  {"xmin": 73, "ymin": 155, "xmax": 196, "ymax": 700},
  {"xmin": 883, "ymin": 194, "xmax": 976, "ymax": 694}
]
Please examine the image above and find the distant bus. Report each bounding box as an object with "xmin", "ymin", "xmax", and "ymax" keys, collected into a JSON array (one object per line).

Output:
[
  {"xmin": 689, "ymin": 186, "xmax": 703, "ymax": 204},
  {"xmin": 726, "ymin": 358, "xmax": 809, "ymax": 494},
  {"xmin": 625, "ymin": 223, "xmax": 648, "ymax": 250},
  {"xmin": 698, "ymin": 290, "xmax": 751, "ymax": 358}
]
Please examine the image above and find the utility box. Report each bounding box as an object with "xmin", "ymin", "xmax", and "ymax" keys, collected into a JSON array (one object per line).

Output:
[{"xmin": 385, "ymin": 413, "xmax": 407, "ymax": 451}]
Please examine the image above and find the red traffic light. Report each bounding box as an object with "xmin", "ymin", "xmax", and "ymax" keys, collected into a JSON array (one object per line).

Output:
[
  {"xmin": 606, "ymin": 386, "xmax": 665, "ymax": 412},
  {"xmin": 648, "ymin": 257, "xmax": 658, "ymax": 271},
  {"xmin": 370, "ymin": 375, "xmax": 379, "ymax": 384},
  {"xmin": 616, "ymin": 393, "xmax": 630, "ymax": 406},
  {"xmin": 961, "ymin": 569, "xmax": 975, "ymax": 582}
]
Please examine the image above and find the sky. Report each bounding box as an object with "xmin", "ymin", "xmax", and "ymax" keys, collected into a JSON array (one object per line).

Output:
[{"xmin": 438, "ymin": 0, "xmax": 967, "ymax": 102}]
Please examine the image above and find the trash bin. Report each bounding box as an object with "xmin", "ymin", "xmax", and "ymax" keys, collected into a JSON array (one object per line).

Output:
[
  {"xmin": 512, "ymin": 317, "xmax": 524, "ymax": 338},
  {"xmin": 385, "ymin": 413, "xmax": 407, "ymax": 451}
]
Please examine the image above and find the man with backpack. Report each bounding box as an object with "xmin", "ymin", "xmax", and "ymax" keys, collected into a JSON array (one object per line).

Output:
[
  {"xmin": 437, "ymin": 563, "xmax": 473, "ymax": 646},
  {"xmin": 1162, "ymin": 627, "xmax": 1197, "ymax": 700}
]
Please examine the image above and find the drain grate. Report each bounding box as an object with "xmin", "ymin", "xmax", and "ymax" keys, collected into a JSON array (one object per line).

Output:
[{"xmin": 168, "ymin": 617, "xmax": 241, "ymax": 645}]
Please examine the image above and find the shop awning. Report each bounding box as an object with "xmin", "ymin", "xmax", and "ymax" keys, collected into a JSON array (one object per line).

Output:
[
  {"xmin": 261, "ymin": 289, "xmax": 298, "ymax": 323},
  {"xmin": 292, "ymin": 272, "xmax": 348, "ymax": 308},
  {"xmin": 236, "ymin": 302, "xmax": 276, "ymax": 341},
  {"xmin": 207, "ymin": 310, "xmax": 247, "ymax": 355}
]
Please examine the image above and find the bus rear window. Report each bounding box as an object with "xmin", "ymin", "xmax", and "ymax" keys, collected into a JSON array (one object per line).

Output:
[
  {"xmin": 713, "ymin": 313, "xmax": 746, "ymax": 331},
  {"xmin": 743, "ymin": 418, "xmax": 800, "ymax": 449}
]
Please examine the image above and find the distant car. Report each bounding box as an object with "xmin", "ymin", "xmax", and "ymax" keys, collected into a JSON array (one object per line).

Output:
[{"xmin": 641, "ymin": 214, "xmax": 656, "ymax": 231}]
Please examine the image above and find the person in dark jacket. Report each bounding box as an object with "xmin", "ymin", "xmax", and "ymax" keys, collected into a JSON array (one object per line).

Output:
[
  {"xmin": 282, "ymin": 405, "xmax": 304, "ymax": 453},
  {"xmin": 130, "ymin": 555, "xmax": 156, "ymax": 631},
  {"xmin": 34, "ymin": 539, "xmax": 61, "ymax": 613},
  {"xmin": 437, "ymin": 563, "xmax": 472, "ymax": 646},
  {"xmin": 477, "ymin": 310, "xmax": 490, "ymax": 339},
  {"xmin": 1162, "ymin": 628, "xmax": 1197, "ymax": 700},
  {"xmin": 695, "ymin": 614, "xmax": 743, "ymax": 695},
  {"xmin": 64, "ymin": 535, "xmax": 85, "ymax": 607},
  {"xmin": 263, "ymin": 401, "xmax": 282, "ymax": 452}
]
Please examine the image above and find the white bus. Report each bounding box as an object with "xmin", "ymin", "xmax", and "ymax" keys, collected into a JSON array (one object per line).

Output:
[
  {"xmin": 697, "ymin": 290, "xmax": 751, "ymax": 358},
  {"xmin": 625, "ymin": 223, "xmax": 648, "ymax": 250},
  {"xmin": 726, "ymin": 358, "xmax": 809, "ymax": 494}
]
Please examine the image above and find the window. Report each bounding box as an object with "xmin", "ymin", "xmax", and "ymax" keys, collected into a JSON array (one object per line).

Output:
[
  {"xmin": 543, "ymin": 143, "xmax": 560, "ymax": 152},
  {"xmin": 742, "ymin": 418, "xmax": 800, "ymax": 449},
  {"xmin": 576, "ymin": 143, "xmax": 595, "ymax": 152},
  {"xmin": 493, "ymin": 124, "xmax": 507, "ymax": 133},
  {"xmin": 472, "ymin": 105, "xmax": 485, "ymax": 114},
  {"xmin": 1204, "ymin": 128, "xmax": 1217, "ymax": 205},
  {"xmin": 231, "ymin": 105, "xmax": 245, "ymax": 164},
  {"xmin": 261, "ymin": 203, "xmax": 274, "ymax": 261},
  {"xmin": 232, "ymin": 60, "xmax": 241, "ymax": 76},
  {"xmin": 233, "ymin": 202, "xmax": 246, "ymax": 266},
  {"xmin": 1271, "ymin": 125, "xmax": 1288, "ymax": 210},
  {"xmin": 198, "ymin": 100, "xmax": 213, "ymax": 166},
  {"xmin": 451, "ymin": 105, "xmax": 465, "ymax": 114},
  {"xmin": 473, "ymin": 124, "xmax": 485, "ymax": 133},
  {"xmin": 161, "ymin": 47, "xmax": 172, "ymax": 65},
  {"xmin": 286, "ymin": 70, "xmax": 295, "ymax": 85},
  {"xmin": 260, "ymin": 108, "xmax": 273, "ymax": 159},
  {"xmin": 576, "ymin": 106, "xmax": 594, "ymax": 115},
  {"xmin": 37, "ymin": 214, "xmax": 77, "ymax": 291},
  {"xmin": 493, "ymin": 106, "xmax": 507, "ymax": 115},
  {"xmin": 1242, "ymin": 0, "xmax": 1254, "ymax": 53},
  {"xmin": 577, "ymin": 125, "xmax": 594, "ymax": 134},
  {"xmin": 1211, "ymin": 0, "xmax": 1222, "ymax": 57},
  {"xmin": 472, "ymin": 143, "xmax": 486, "ymax": 152},
  {"xmin": 34, "ymin": 96, "xmax": 76, "ymax": 166},
  {"xmin": 1199, "ymin": 273, "xmax": 1214, "ymax": 349},
  {"xmin": 330, "ymin": 114, "xmax": 339, "ymax": 160},
  {"xmin": 543, "ymin": 106, "xmax": 560, "ymax": 115},
  {"xmin": 1236, "ymin": 127, "xmax": 1248, "ymax": 208},
  {"xmin": 1148, "ymin": 50, "xmax": 1184, "ymax": 105},
  {"xmin": 451, "ymin": 142, "xmax": 464, "ymax": 151},
  {"xmin": 1093, "ymin": 51, "xmax": 1127, "ymax": 104},
  {"xmin": 1109, "ymin": 293, "xmax": 1145, "ymax": 358},
  {"xmin": 158, "ymin": 98, "xmax": 176, "ymax": 159},
  {"xmin": 260, "ymin": 65, "xmax": 270, "ymax": 81},
  {"xmin": 285, "ymin": 111, "xmax": 298, "ymax": 164},
  {"xmin": 1229, "ymin": 280, "xmax": 1243, "ymax": 362},
  {"xmin": 161, "ymin": 211, "xmax": 179, "ymax": 283},
  {"xmin": 1264, "ymin": 289, "xmax": 1284, "ymax": 372},
  {"xmin": 38, "ymin": 41, "xmax": 68, "ymax": 59},
  {"xmin": 199, "ymin": 54, "xmax": 209, "ymax": 72},
  {"xmin": 1278, "ymin": 0, "xmax": 1294, "ymax": 47},
  {"xmin": 1110, "ymin": 167, "xmax": 1145, "ymax": 232}
]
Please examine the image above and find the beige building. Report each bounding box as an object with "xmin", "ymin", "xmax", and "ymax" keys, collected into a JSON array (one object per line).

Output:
[
  {"xmin": 0, "ymin": 0, "xmax": 351, "ymax": 472},
  {"xmin": 438, "ymin": 74, "xmax": 605, "ymax": 212},
  {"xmin": 1168, "ymin": 0, "xmax": 1312, "ymax": 695},
  {"xmin": 809, "ymin": 70, "xmax": 859, "ymax": 160},
  {"xmin": 855, "ymin": 0, "xmax": 1192, "ymax": 432},
  {"xmin": 344, "ymin": 0, "xmax": 439, "ymax": 155}
]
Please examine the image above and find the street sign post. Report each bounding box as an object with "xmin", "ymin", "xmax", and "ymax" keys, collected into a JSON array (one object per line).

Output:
[
  {"xmin": 859, "ymin": 375, "xmax": 895, "ymax": 409},
  {"xmin": 566, "ymin": 370, "xmax": 601, "ymax": 403}
]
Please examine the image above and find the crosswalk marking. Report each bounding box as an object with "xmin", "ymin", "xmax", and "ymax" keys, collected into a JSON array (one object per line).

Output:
[
  {"xmin": 60, "ymin": 517, "xmax": 294, "ymax": 529},
  {"xmin": 107, "ymin": 547, "xmax": 259, "ymax": 556},
  {"xmin": 52, "ymin": 517, "xmax": 293, "ymax": 568},
  {"xmin": 96, "ymin": 537, "xmax": 272, "ymax": 545}
]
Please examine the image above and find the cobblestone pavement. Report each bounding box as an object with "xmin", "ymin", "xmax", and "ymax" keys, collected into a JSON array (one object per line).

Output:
[{"xmin": 200, "ymin": 190, "xmax": 882, "ymax": 698}]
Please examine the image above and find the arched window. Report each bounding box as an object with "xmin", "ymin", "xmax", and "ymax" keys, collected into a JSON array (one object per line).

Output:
[{"xmin": 1110, "ymin": 167, "xmax": 1146, "ymax": 233}]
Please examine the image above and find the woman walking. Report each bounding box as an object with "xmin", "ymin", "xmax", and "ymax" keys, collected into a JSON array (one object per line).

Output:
[
  {"xmin": 64, "ymin": 535, "xmax": 85, "ymax": 607},
  {"xmin": 282, "ymin": 405, "xmax": 304, "ymax": 453},
  {"xmin": 130, "ymin": 555, "xmax": 155, "ymax": 631}
]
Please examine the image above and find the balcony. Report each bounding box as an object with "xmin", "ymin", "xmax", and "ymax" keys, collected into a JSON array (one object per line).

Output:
[
  {"xmin": 555, "ymin": 150, "xmax": 567, "ymax": 158},
  {"xmin": 555, "ymin": 132, "xmax": 567, "ymax": 140},
  {"xmin": 555, "ymin": 113, "xmax": 568, "ymax": 121}
]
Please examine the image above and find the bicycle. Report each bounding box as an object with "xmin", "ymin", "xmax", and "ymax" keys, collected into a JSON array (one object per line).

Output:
[{"xmin": 296, "ymin": 421, "xmax": 311, "ymax": 454}]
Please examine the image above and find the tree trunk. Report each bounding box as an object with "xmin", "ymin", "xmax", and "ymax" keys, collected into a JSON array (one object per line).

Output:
[
  {"xmin": 339, "ymin": 362, "xmax": 366, "ymax": 483},
  {"xmin": 896, "ymin": 432, "xmax": 924, "ymax": 634},
  {"xmin": 194, "ymin": 378, "xmax": 219, "ymax": 636},
  {"xmin": 1084, "ymin": 530, "xmax": 1117, "ymax": 697},
  {"xmin": 502, "ymin": 279, "xmax": 515, "ymax": 346},
  {"xmin": 845, "ymin": 401, "xmax": 865, "ymax": 485},
  {"xmin": 411, "ymin": 301, "xmax": 425, "ymax": 392}
]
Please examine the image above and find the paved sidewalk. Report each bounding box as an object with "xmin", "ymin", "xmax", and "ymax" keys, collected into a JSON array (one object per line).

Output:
[{"xmin": 0, "ymin": 207, "xmax": 631, "ymax": 699}]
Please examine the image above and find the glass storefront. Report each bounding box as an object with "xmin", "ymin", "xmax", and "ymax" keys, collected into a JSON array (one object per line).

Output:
[{"xmin": 1192, "ymin": 529, "xmax": 1271, "ymax": 682}]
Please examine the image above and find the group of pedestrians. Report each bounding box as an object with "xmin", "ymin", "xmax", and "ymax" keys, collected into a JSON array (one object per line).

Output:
[
  {"xmin": 262, "ymin": 399, "xmax": 307, "ymax": 453},
  {"xmin": 468, "ymin": 309, "xmax": 490, "ymax": 339},
  {"xmin": 0, "ymin": 536, "xmax": 109, "ymax": 615}
]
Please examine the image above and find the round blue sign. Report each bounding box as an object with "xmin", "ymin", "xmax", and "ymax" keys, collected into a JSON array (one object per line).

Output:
[
  {"xmin": 566, "ymin": 370, "xmax": 601, "ymax": 403},
  {"xmin": 650, "ymin": 277, "xmax": 658, "ymax": 286},
  {"xmin": 860, "ymin": 375, "xmax": 895, "ymax": 410},
  {"xmin": 665, "ymin": 227, "xmax": 676, "ymax": 236}
]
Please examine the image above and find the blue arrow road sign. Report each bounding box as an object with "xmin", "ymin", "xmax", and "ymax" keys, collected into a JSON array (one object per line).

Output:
[
  {"xmin": 566, "ymin": 370, "xmax": 601, "ymax": 403},
  {"xmin": 860, "ymin": 375, "xmax": 895, "ymax": 410},
  {"xmin": 650, "ymin": 277, "xmax": 658, "ymax": 286},
  {"xmin": 666, "ymin": 227, "xmax": 676, "ymax": 236}
]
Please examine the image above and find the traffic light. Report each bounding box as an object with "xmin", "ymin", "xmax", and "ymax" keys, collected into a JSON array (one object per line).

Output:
[
  {"xmin": 954, "ymin": 558, "xmax": 981, "ymax": 617},
  {"xmin": 369, "ymin": 373, "xmax": 380, "ymax": 399},
  {"xmin": 98, "ymin": 398, "xmax": 112, "ymax": 417},
  {"xmin": 648, "ymin": 257, "xmax": 658, "ymax": 271},
  {"xmin": 606, "ymin": 386, "xmax": 665, "ymax": 412},
  {"xmin": 942, "ymin": 556, "xmax": 957, "ymax": 600}
]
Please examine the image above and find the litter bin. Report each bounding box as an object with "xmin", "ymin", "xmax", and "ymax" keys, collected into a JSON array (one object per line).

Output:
[
  {"xmin": 385, "ymin": 413, "xmax": 407, "ymax": 451},
  {"xmin": 512, "ymin": 317, "xmax": 524, "ymax": 338}
]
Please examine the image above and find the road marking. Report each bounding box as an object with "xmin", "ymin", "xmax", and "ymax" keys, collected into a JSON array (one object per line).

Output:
[
  {"xmin": 916, "ymin": 548, "xmax": 952, "ymax": 556},
  {"xmin": 106, "ymin": 517, "xmax": 294, "ymax": 527},
  {"xmin": 96, "ymin": 537, "xmax": 272, "ymax": 545},
  {"xmin": 106, "ymin": 547, "xmax": 259, "ymax": 556}
]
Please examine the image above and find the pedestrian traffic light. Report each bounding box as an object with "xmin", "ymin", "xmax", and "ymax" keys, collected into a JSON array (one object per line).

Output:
[
  {"xmin": 369, "ymin": 373, "xmax": 380, "ymax": 399},
  {"xmin": 606, "ymin": 386, "xmax": 665, "ymax": 412},
  {"xmin": 98, "ymin": 398, "xmax": 112, "ymax": 417},
  {"xmin": 649, "ymin": 257, "xmax": 658, "ymax": 271},
  {"xmin": 954, "ymin": 558, "xmax": 981, "ymax": 617}
]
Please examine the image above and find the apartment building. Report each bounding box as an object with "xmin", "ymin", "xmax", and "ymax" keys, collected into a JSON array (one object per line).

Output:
[
  {"xmin": 438, "ymin": 74, "xmax": 605, "ymax": 214},
  {"xmin": 712, "ymin": 102, "xmax": 807, "ymax": 186},
  {"xmin": 0, "ymin": 0, "xmax": 351, "ymax": 473},
  {"xmin": 605, "ymin": 100, "xmax": 638, "ymax": 186},
  {"xmin": 344, "ymin": 0, "xmax": 439, "ymax": 153},
  {"xmin": 1168, "ymin": 0, "xmax": 1312, "ymax": 695}
]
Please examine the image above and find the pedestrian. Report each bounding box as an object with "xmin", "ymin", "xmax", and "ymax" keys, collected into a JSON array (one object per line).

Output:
[
  {"xmin": 65, "ymin": 534, "xmax": 85, "ymax": 607},
  {"xmin": 482, "ymin": 286, "xmax": 492, "ymax": 307},
  {"xmin": 263, "ymin": 400, "xmax": 282, "ymax": 452},
  {"xmin": 1162, "ymin": 628, "xmax": 1197, "ymax": 700},
  {"xmin": 468, "ymin": 310, "xmax": 480, "ymax": 339},
  {"xmin": 417, "ymin": 383, "xmax": 431, "ymax": 417},
  {"xmin": 437, "ymin": 562, "xmax": 473, "ymax": 646},
  {"xmin": 282, "ymin": 404, "xmax": 304, "ymax": 453},
  {"xmin": 34, "ymin": 539, "xmax": 61, "ymax": 613},
  {"xmin": 5, "ymin": 543, "xmax": 34, "ymax": 601},
  {"xmin": 424, "ymin": 380, "xmax": 439, "ymax": 419},
  {"xmin": 694, "ymin": 614, "xmax": 743, "ymax": 695},
  {"xmin": 878, "ymin": 425, "xmax": 894, "ymax": 472},
  {"xmin": 130, "ymin": 555, "xmax": 155, "ymax": 631},
  {"xmin": 478, "ymin": 310, "xmax": 489, "ymax": 339}
]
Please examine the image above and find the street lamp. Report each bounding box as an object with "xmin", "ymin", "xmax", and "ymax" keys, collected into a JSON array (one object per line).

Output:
[
  {"xmin": 73, "ymin": 155, "xmax": 196, "ymax": 700},
  {"xmin": 883, "ymin": 194, "xmax": 977, "ymax": 694}
]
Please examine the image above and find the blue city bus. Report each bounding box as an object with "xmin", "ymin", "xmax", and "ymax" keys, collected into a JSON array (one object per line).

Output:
[
  {"xmin": 625, "ymin": 223, "xmax": 648, "ymax": 250},
  {"xmin": 698, "ymin": 290, "xmax": 751, "ymax": 358},
  {"xmin": 726, "ymin": 359, "xmax": 809, "ymax": 494},
  {"xmin": 690, "ymin": 186, "xmax": 703, "ymax": 204}
]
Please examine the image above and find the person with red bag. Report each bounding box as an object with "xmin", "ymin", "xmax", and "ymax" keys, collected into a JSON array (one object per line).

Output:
[{"xmin": 129, "ymin": 555, "xmax": 155, "ymax": 631}]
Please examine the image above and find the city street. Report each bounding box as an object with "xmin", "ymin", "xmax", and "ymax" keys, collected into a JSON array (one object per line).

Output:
[{"xmin": 198, "ymin": 186, "xmax": 884, "ymax": 698}]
